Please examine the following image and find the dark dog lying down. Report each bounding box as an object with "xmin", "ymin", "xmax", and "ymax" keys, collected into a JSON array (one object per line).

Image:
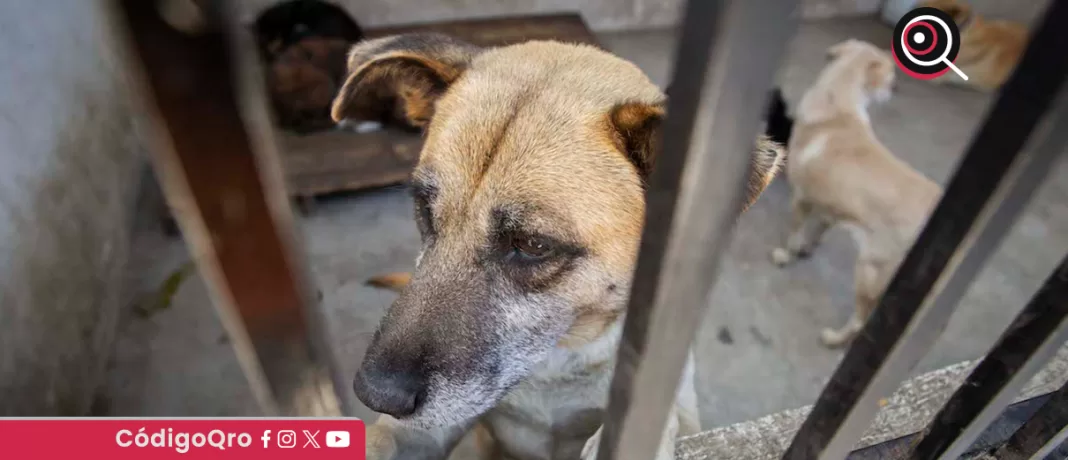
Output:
[{"xmin": 255, "ymin": 0, "xmax": 363, "ymax": 133}]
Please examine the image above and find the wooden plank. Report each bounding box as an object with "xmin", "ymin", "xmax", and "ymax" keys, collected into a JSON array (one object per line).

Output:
[
  {"xmin": 281, "ymin": 129, "xmax": 421, "ymax": 196},
  {"xmin": 111, "ymin": 0, "xmax": 356, "ymax": 416},
  {"xmin": 280, "ymin": 13, "xmax": 599, "ymax": 199}
]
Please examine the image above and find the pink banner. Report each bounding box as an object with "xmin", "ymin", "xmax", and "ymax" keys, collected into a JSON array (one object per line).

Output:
[{"xmin": 0, "ymin": 418, "xmax": 366, "ymax": 459}]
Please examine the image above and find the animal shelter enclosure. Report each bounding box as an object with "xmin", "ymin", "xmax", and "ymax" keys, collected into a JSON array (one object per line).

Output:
[
  {"xmin": 5, "ymin": 0, "xmax": 1065, "ymax": 458},
  {"xmin": 114, "ymin": 0, "xmax": 1068, "ymax": 458}
]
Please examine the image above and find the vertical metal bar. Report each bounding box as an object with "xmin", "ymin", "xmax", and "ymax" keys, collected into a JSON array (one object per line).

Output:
[
  {"xmin": 107, "ymin": 0, "xmax": 355, "ymax": 416},
  {"xmin": 905, "ymin": 254, "xmax": 1068, "ymax": 460},
  {"xmin": 595, "ymin": 1, "xmax": 799, "ymax": 459},
  {"xmin": 995, "ymin": 382, "xmax": 1068, "ymax": 460},
  {"xmin": 782, "ymin": 2, "xmax": 1068, "ymax": 458}
]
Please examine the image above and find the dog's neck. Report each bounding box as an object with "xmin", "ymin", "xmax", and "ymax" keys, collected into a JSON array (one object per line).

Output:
[
  {"xmin": 531, "ymin": 318, "xmax": 624, "ymax": 382},
  {"xmin": 797, "ymin": 76, "xmax": 873, "ymax": 126}
]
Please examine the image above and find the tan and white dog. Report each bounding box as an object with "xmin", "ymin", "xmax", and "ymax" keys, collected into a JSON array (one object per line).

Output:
[
  {"xmin": 330, "ymin": 33, "xmax": 785, "ymax": 460},
  {"xmin": 770, "ymin": 39, "xmax": 942, "ymax": 348},
  {"xmin": 921, "ymin": 0, "xmax": 1029, "ymax": 92}
]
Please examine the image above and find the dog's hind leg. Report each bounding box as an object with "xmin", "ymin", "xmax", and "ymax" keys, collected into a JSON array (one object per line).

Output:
[
  {"xmin": 772, "ymin": 196, "xmax": 831, "ymax": 266},
  {"xmin": 821, "ymin": 259, "xmax": 881, "ymax": 348}
]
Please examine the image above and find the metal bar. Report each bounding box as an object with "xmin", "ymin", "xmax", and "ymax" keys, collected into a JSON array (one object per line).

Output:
[
  {"xmin": 595, "ymin": 0, "xmax": 800, "ymax": 459},
  {"xmin": 904, "ymin": 254, "xmax": 1068, "ymax": 459},
  {"xmin": 844, "ymin": 391, "xmax": 1056, "ymax": 460},
  {"xmin": 782, "ymin": 2, "xmax": 1068, "ymax": 458},
  {"xmin": 107, "ymin": 0, "xmax": 354, "ymax": 416},
  {"xmin": 995, "ymin": 381, "xmax": 1068, "ymax": 460}
]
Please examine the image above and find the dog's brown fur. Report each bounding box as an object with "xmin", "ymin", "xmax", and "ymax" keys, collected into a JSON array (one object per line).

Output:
[
  {"xmin": 771, "ymin": 39, "xmax": 942, "ymax": 348},
  {"xmin": 335, "ymin": 33, "xmax": 785, "ymax": 460},
  {"xmin": 920, "ymin": 0, "xmax": 1029, "ymax": 92}
]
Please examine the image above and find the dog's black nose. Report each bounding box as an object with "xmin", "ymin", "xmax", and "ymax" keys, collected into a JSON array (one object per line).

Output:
[{"xmin": 353, "ymin": 362, "xmax": 425, "ymax": 417}]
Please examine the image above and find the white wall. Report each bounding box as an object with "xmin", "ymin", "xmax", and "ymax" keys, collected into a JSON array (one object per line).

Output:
[{"xmin": 0, "ymin": 0, "xmax": 144, "ymax": 415}]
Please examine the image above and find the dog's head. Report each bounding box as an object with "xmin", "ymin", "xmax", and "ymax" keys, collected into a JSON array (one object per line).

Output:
[
  {"xmin": 332, "ymin": 33, "xmax": 784, "ymax": 428},
  {"xmin": 825, "ymin": 39, "xmax": 897, "ymax": 104}
]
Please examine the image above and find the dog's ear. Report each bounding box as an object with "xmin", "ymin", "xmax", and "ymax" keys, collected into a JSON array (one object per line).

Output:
[
  {"xmin": 943, "ymin": 3, "xmax": 972, "ymax": 24},
  {"xmin": 609, "ymin": 102, "xmax": 785, "ymax": 209},
  {"xmin": 330, "ymin": 33, "xmax": 481, "ymax": 129},
  {"xmin": 608, "ymin": 101, "xmax": 665, "ymax": 180},
  {"xmin": 744, "ymin": 135, "xmax": 786, "ymax": 211}
]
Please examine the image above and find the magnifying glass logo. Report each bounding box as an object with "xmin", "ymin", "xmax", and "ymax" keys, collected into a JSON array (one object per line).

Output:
[{"xmin": 891, "ymin": 7, "xmax": 969, "ymax": 81}]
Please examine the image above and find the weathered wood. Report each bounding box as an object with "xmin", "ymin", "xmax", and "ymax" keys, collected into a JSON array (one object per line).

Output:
[
  {"xmin": 111, "ymin": 0, "xmax": 355, "ymax": 416},
  {"xmin": 281, "ymin": 129, "xmax": 421, "ymax": 198}
]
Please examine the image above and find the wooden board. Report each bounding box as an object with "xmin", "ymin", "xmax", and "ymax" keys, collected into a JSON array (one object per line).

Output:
[
  {"xmin": 280, "ymin": 13, "xmax": 599, "ymax": 200},
  {"xmin": 282, "ymin": 129, "xmax": 421, "ymax": 197},
  {"xmin": 118, "ymin": 0, "xmax": 354, "ymax": 415}
]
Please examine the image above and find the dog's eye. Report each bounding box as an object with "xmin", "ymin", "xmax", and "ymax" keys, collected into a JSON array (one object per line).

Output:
[{"xmin": 513, "ymin": 236, "xmax": 555, "ymax": 261}]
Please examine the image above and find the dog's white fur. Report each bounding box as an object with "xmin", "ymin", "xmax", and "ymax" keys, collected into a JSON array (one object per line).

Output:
[{"xmin": 771, "ymin": 39, "xmax": 942, "ymax": 348}]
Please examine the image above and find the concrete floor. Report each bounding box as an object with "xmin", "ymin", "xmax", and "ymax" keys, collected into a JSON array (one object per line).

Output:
[{"xmin": 102, "ymin": 17, "xmax": 1068, "ymax": 437}]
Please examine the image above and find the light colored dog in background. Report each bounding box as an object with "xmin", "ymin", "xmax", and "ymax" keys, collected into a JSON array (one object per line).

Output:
[
  {"xmin": 332, "ymin": 33, "xmax": 786, "ymax": 460},
  {"xmin": 771, "ymin": 39, "xmax": 942, "ymax": 348},
  {"xmin": 920, "ymin": 0, "xmax": 1029, "ymax": 92}
]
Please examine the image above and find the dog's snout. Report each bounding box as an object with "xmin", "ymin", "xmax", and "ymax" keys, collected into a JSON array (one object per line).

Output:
[{"xmin": 353, "ymin": 359, "xmax": 426, "ymax": 417}]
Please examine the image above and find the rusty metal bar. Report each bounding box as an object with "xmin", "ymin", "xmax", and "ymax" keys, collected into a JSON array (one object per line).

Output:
[
  {"xmin": 782, "ymin": 2, "xmax": 1068, "ymax": 458},
  {"xmin": 107, "ymin": 0, "xmax": 355, "ymax": 416},
  {"xmin": 905, "ymin": 253, "xmax": 1068, "ymax": 460},
  {"xmin": 842, "ymin": 390, "xmax": 1060, "ymax": 459},
  {"xmin": 994, "ymin": 381, "xmax": 1068, "ymax": 460},
  {"xmin": 595, "ymin": 0, "xmax": 800, "ymax": 459}
]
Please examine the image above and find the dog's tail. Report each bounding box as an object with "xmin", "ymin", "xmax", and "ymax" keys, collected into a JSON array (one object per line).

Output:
[
  {"xmin": 763, "ymin": 88, "xmax": 794, "ymax": 147},
  {"xmin": 665, "ymin": 83, "xmax": 793, "ymax": 149},
  {"xmin": 367, "ymin": 272, "xmax": 411, "ymax": 292}
]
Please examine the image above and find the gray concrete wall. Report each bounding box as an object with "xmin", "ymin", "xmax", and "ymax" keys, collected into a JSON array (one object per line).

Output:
[
  {"xmin": 0, "ymin": 0, "xmax": 145, "ymax": 415},
  {"xmin": 236, "ymin": 0, "xmax": 886, "ymax": 31}
]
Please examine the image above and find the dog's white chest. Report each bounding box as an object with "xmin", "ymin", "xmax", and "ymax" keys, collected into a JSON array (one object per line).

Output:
[
  {"xmin": 480, "ymin": 321, "xmax": 623, "ymax": 460},
  {"xmin": 484, "ymin": 363, "xmax": 611, "ymax": 460}
]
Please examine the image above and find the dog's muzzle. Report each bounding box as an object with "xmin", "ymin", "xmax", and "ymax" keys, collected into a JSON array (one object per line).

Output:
[{"xmin": 353, "ymin": 353, "xmax": 427, "ymax": 418}]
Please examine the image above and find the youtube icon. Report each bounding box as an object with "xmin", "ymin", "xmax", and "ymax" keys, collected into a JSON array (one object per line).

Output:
[
  {"xmin": 326, "ymin": 431, "xmax": 350, "ymax": 448},
  {"xmin": 0, "ymin": 418, "xmax": 364, "ymax": 459}
]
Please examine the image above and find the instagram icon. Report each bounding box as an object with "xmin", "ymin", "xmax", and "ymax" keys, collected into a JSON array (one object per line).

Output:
[{"xmin": 277, "ymin": 430, "xmax": 297, "ymax": 449}]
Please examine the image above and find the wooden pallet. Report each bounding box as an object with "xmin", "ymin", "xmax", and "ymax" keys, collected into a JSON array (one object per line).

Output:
[{"xmin": 279, "ymin": 13, "xmax": 600, "ymax": 210}]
